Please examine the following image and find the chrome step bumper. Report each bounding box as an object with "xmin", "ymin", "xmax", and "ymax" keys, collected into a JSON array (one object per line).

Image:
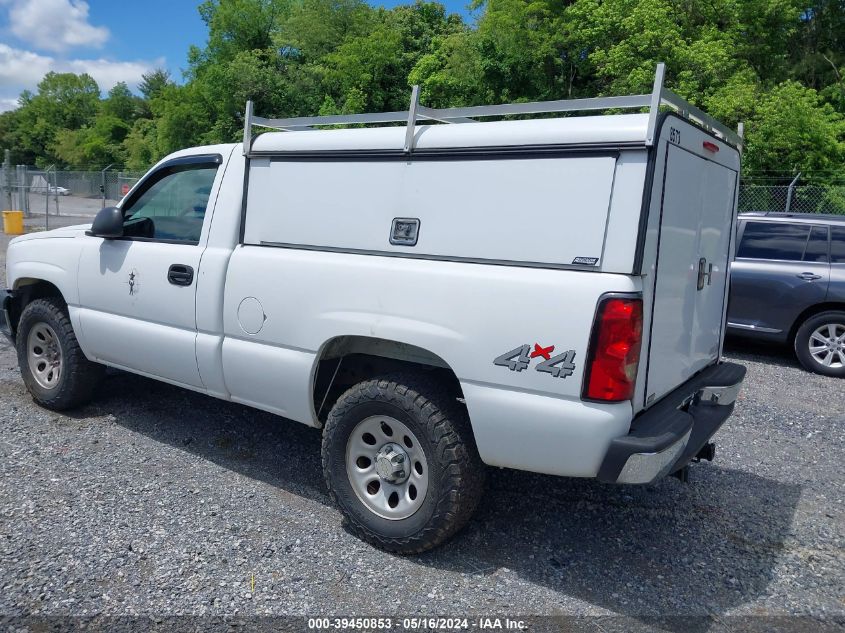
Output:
[{"xmin": 598, "ymin": 362, "xmax": 746, "ymax": 484}]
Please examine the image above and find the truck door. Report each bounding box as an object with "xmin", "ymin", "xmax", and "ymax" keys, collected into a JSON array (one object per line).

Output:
[
  {"xmin": 644, "ymin": 138, "xmax": 738, "ymax": 406},
  {"xmin": 76, "ymin": 155, "xmax": 223, "ymax": 388}
]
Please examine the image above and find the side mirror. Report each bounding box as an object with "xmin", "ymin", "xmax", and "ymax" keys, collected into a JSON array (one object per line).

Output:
[{"xmin": 87, "ymin": 206, "xmax": 124, "ymax": 238}]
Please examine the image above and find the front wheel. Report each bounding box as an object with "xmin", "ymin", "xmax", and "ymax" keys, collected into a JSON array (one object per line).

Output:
[
  {"xmin": 321, "ymin": 374, "xmax": 485, "ymax": 554},
  {"xmin": 794, "ymin": 311, "xmax": 845, "ymax": 378},
  {"xmin": 15, "ymin": 297, "xmax": 104, "ymax": 410}
]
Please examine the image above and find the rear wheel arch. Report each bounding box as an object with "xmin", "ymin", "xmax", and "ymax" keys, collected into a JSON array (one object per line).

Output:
[
  {"xmin": 793, "ymin": 307, "xmax": 845, "ymax": 376},
  {"xmin": 788, "ymin": 302, "xmax": 845, "ymax": 344},
  {"xmin": 311, "ymin": 335, "xmax": 466, "ymax": 425}
]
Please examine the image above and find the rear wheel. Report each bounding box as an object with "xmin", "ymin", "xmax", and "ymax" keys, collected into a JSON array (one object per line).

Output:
[
  {"xmin": 321, "ymin": 373, "xmax": 485, "ymax": 554},
  {"xmin": 15, "ymin": 297, "xmax": 104, "ymax": 410},
  {"xmin": 794, "ymin": 311, "xmax": 845, "ymax": 378}
]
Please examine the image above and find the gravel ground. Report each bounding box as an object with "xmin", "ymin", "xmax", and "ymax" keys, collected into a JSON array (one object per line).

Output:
[{"xmin": 0, "ymin": 229, "xmax": 843, "ymax": 630}]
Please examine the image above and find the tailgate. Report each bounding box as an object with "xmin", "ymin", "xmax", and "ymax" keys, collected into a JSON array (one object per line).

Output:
[{"xmin": 644, "ymin": 135, "xmax": 738, "ymax": 405}]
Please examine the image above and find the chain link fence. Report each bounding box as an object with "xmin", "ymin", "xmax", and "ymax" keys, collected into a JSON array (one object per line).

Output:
[
  {"xmin": 738, "ymin": 184, "xmax": 845, "ymax": 215},
  {"xmin": 1, "ymin": 163, "xmax": 143, "ymax": 232}
]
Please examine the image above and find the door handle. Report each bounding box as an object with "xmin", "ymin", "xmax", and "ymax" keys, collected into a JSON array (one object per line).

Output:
[
  {"xmin": 797, "ymin": 272, "xmax": 822, "ymax": 281},
  {"xmin": 167, "ymin": 264, "xmax": 194, "ymax": 286},
  {"xmin": 697, "ymin": 258, "xmax": 713, "ymax": 290}
]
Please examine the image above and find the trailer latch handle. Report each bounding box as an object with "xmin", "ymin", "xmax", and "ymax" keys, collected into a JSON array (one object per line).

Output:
[{"xmin": 697, "ymin": 258, "xmax": 713, "ymax": 290}]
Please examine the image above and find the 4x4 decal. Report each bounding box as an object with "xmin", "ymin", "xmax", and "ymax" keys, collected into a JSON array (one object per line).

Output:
[{"xmin": 494, "ymin": 343, "xmax": 576, "ymax": 379}]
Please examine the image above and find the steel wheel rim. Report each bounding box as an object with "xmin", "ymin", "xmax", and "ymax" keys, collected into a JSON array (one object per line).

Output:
[
  {"xmin": 808, "ymin": 322, "xmax": 845, "ymax": 369},
  {"xmin": 27, "ymin": 322, "xmax": 63, "ymax": 390},
  {"xmin": 345, "ymin": 415, "xmax": 429, "ymax": 520}
]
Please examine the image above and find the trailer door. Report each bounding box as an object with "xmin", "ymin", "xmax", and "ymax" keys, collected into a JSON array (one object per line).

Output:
[{"xmin": 645, "ymin": 141, "xmax": 738, "ymax": 405}]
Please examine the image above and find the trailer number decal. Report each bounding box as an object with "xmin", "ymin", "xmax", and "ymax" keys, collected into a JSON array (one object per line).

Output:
[
  {"xmin": 669, "ymin": 126, "xmax": 681, "ymax": 145},
  {"xmin": 494, "ymin": 343, "xmax": 576, "ymax": 379}
]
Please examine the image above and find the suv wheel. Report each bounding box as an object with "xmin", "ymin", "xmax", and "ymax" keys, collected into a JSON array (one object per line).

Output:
[
  {"xmin": 794, "ymin": 311, "xmax": 845, "ymax": 378},
  {"xmin": 321, "ymin": 373, "xmax": 485, "ymax": 554},
  {"xmin": 15, "ymin": 297, "xmax": 104, "ymax": 410}
]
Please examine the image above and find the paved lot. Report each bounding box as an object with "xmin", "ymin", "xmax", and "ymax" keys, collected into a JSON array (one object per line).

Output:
[
  {"xmin": 24, "ymin": 193, "xmax": 115, "ymax": 218},
  {"xmin": 16, "ymin": 195, "xmax": 103, "ymax": 233},
  {"xmin": 0, "ymin": 229, "xmax": 843, "ymax": 629}
]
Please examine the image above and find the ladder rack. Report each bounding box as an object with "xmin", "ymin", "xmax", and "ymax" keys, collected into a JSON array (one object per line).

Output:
[{"xmin": 242, "ymin": 63, "xmax": 744, "ymax": 156}]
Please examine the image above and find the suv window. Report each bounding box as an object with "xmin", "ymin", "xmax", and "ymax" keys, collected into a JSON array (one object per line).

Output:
[
  {"xmin": 832, "ymin": 226, "xmax": 845, "ymax": 264},
  {"xmin": 804, "ymin": 225, "xmax": 829, "ymax": 262},
  {"xmin": 737, "ymin": 221, "xmax": 821, "ymax": 262},
  {"xmin": 122, "ymin": 164, "xmax": 218, "ymax": 243}
]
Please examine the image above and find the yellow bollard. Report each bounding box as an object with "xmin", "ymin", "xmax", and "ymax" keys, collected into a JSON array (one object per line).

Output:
[{"xmin": 2, "ymin": 210, "xmax": 24, "ymax": 235}]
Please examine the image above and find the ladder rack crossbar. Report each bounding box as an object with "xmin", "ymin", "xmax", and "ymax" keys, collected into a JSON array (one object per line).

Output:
[
  {"xmin": 242, "ymin": 63, "xmax": 743, "ymax": 155},
  {"xmin": 660, "ymin": 89, "xmax": 743, "ymax": 148}
]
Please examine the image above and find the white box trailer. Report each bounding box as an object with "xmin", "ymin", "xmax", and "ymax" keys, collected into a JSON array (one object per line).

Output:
[{"xmin": 4, "ymin": 64, "xmax": 747, "ymax": 552}]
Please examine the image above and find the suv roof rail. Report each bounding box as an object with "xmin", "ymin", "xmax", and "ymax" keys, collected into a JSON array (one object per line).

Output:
[
  {"xmin": 744, "ymin": 212, "xmax": 845, "ymax": 222},
  {"xmin": 242, "ymin": 62, "xmax": 744, "ymax": 156}
]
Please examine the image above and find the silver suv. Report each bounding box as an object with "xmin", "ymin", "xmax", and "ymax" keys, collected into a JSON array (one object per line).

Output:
[{"xmin": 728, "ymin": 213, "xmax": 845, "ymax": 377}]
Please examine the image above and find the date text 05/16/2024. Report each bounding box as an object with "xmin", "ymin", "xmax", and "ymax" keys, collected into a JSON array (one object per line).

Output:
[{"xmin": 307, "ymin": 617, "xmax": 527, "ymax": 630}]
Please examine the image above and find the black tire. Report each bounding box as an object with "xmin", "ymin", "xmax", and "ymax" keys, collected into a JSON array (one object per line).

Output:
[
  {"xmin": 15, "ymin": 297, "xmax": 104, "ymax": 410},
  {"xmin": 321, "ymin": 373, "xmax": 485, "ymax": 554},
  {"xmin": 794, "ymin": 310, "xmax": 845, "ymax": 378}
]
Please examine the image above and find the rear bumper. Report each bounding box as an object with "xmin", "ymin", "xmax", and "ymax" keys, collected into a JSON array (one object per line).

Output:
[
  {"xmin": 1, "ymin": 290, "xmax": 14, "ymax": 340},
  {"xmin": 597, "ymin": 362, "xmax": 746, "ymax": 484}
]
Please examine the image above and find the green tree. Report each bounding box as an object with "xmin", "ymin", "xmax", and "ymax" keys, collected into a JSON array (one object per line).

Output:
[
  {"xmin": 139, "ymin": 69, "xmax": 174, "ymax": 100},
  {"xmin": 194, "ymin": 0, "xmax": 289, "ymax": 69},
  {"xmin": 123, "ymin": 118, "xmax": 159, "ymax": 170},
  {"xmin": 13, "ymin": 72, "xmax": 100, "ymax": 166},
  {"xmin": 277, "ymin": 0, "xmax": 375, "ymax": 62},
  {"xmin": 323, "ymin": 2, "xmax": 464, "ymax": 111},
  {"xmin": 148, "ymin": 83, "xmax": 213, "ymax": 156},
  {"xmin": 790, "ymin": 1, "xmax": 845, "ymax": 99},
  {"xmin": 52, "ymin": 114, "xmax": 131, "ymax": 168},
  {"xmin": 101, "ymin": 82, "xmax": 142, "ymax": 122},
  {"xmin": 743, "ymin": 81, "xmax": 845, "ymax": 182},
  {"xmin": 1, "ymin": 0, "xmax": 844, "ymax": 180},
  {"xmin": 0, "ymin": 109, "xmax": 24, "ymax": 164},
  {"xmin": 411, "ymin": 0, "xmax": 568, "ymax": 106}
]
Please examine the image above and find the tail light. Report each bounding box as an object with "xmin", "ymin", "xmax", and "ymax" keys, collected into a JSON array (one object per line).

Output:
[{"xmin": 582, "ymin": 296, "xmax": 643, "ymax": 402}]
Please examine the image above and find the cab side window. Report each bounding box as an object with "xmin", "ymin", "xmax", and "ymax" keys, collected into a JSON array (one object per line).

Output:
[{"xmin": 122, "ymin": 164, "xmax": 218, "ymax": 244}]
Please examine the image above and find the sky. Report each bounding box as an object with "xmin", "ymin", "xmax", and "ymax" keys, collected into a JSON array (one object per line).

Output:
[{"xmin": 0, "ymin": 0, "xmax": 473, "ymax": 113}]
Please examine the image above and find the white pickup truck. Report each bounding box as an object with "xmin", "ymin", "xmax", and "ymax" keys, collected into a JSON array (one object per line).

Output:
[{"xmin": 2, "ymin": 65, "xmax": 746, "ymax": 553}]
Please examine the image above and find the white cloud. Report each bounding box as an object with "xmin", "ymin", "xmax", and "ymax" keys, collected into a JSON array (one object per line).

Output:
[
  {"xmin": 63, "ymin": 57, "xmax": 163, "ymax": 91},
  {"xmin": 0, "ymin": 43, "xmax": 163, "ymax": 109},
  {"xmin": 0, "ymin": 44, "xmax": 52, "ymax": 86},
  {"xmin": 0, "ymin": 97, "xmax": 20, "ymax": 112},
  {"xmin": 2, "ymin": 0, "xmax": 110, "ymax": 53}
]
